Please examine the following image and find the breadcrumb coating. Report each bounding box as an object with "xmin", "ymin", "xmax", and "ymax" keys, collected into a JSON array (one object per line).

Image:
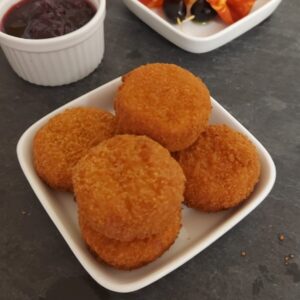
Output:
[
  {"xmin": 114, "ymin": 63, "xmax": 211, "ymax": 152},
  {"xmin": 73, "ymin": 135, "xmax": 185, "ymax": 242},
  {"xmin": 177, "ymin": 125, "xmax": 261, "ymax": 211},
  {"xmin": 79, "ymin": 209, "xmax": 181, "ymax": 270},
  {"xmin": 33, "ymin": 107, "xmax": 115, "ymax": 191}
]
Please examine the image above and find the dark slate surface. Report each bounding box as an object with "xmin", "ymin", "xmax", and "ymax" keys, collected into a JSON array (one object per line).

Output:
[{"xmin": 0, "ymin": 1, "xmax": 299, "ymax": 299}]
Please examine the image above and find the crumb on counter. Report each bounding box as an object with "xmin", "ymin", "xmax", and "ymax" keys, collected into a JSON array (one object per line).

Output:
[
  {"xmin": 284, "ymin": 254, "xmax": 295, "ymax": 265},
  {"xmin": 21, "ymin": 211, "xmax": 31, "ymax": 216}
]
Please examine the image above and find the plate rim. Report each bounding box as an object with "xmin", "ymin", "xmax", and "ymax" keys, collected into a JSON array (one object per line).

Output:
[{"xmin": 16, "ymin": 77, "xmax": 276, "ymax": 293}]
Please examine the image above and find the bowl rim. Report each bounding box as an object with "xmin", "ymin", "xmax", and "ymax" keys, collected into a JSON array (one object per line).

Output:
[
  {"xmin": 16, "ymin": 76, "xmax": 277, "ymax": 293},
  {"xmin": 0, "ymin": 0, "xmax": 106, "ymax": 46}
]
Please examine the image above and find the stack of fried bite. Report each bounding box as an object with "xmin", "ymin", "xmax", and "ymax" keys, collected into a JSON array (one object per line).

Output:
[{"xmin": 33, "ymin": 64, "xmax": 261, "ymax": 270}]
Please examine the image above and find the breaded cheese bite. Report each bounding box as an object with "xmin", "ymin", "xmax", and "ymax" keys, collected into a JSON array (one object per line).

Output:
[
  {"xmin": 177, "ymin": 125, "xmax": 261, "ymax": 212},
  {"xmin": 33, "ymin": 107, "xmax": 115, "ymax": 191},
  {"xmin": 114, "ymin": 63, "xmax": 211, "ymax": 152},
  {"xmin": 73, "ymin": 135, "xmax": 185, "ymax": 242},
  {"xmin": 79, "ymin": 209, "xmax": 181, "ymax": 270}
]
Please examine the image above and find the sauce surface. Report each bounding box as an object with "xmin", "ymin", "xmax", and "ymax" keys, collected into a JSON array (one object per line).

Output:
[{"xmin": 2, "ymin": 0, "xmax": 96, "ymax": 39}]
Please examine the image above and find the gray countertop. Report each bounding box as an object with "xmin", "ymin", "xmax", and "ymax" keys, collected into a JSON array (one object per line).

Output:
[{"xmin": 0, "ymin": 1, "xmax": 299, "ymax": 299}]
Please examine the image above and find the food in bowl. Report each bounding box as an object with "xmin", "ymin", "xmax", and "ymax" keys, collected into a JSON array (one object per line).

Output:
[
  {"xmin": 73, "ymin": 135, "xmax": 185, "ymax": 242},
  {"xmin": 190, "ymin": 0, "xmax": 216, "ymax": 23},
  {"xmin": 176, "ymin": 124, "xmax": 261, "ymax": 212},
  {"xmin": 79, "ymin": 207, "xmax": 182, "ymax": 270},
  {"xmin": 114, "ymin": 63, "xmax": 211, "ymax": 152},
  {"xmin": 1, "ymin": 0, "xmax": 96, "ymax": 39},
  {"xmin": 208, "ymin": 0, "xmax": 256, "ymax": 24},
  {"xmin": 139, "ymin": 0, "xmax": 256, "ymax": 25},
  {"xmin": 33, "ymin": 107, "xmax": 115, "ymax": 191},
  {"xmin": 0, "ymin": 0, "xmax": 106, "ymax": 86},
  {"xmin": 75, "ymin": 135, "xmax": 185, "ymax": 269}
]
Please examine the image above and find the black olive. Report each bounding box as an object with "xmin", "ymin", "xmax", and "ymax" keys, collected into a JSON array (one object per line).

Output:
[
  {"xmin": 191, "ymin": 0, "xmax": 216, "ymax": 23},
  {"xmin": 163, "ymin": 0, "xmax": 187, "ymax": 24}
]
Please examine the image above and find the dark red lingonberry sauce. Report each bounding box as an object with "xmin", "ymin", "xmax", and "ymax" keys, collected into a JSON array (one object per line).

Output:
[{"xmin": 1, "ymin": 0, "xmax": 96, "ymax": 39}]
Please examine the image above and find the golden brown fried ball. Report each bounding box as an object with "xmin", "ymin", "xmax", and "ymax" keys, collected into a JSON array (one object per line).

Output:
[
  {"xmin": 33, "ymin": 107, "xmax": 115, "ymax": 191},
  {"xmin": 114, "ymin": 63, "xmax": 211, "ymax": 152},
  {"xmin": 79, "ymin": 209, "xmax": 181, "ymax": 270},
  {"xmin": 177, "ymin": 125, "xmax": 261, "ymax": 212},
  {"xmin": 73, "ymin": 135, "xmax": 185, "ymax": 242}
]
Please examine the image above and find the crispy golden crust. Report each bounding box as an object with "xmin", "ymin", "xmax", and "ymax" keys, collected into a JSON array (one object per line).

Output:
[
  {"xmin": 177, "ymin": 125, "xmax": 261, "ymax": 212},
  {"xmin": 33, "ymin": 107, "xmax": 116, "ymax": 191},
  {"xmin": 114, "ymin": 63, "xmax": 211, "ymax": 152},
  {"xmin": 73, "ymin": 135, "xmax": 185, "ymax": 242},
  {"xmin": 79, "ymin": 209, "xmax": 181, "ymax": 270}
]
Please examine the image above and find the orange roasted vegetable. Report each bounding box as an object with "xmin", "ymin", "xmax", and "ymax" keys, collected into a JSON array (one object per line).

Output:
[
  {"xmin": 139, "ymin": 0, "xmax": 164, "ymax": 8},
  {"xmin": 207, "ymin": 0, "xmax": 255, "ymax": 24}
]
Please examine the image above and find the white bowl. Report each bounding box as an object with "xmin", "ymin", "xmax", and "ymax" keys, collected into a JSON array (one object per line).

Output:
[
  {"xmin": 17, "ymin": 76, "xmax": 276, "ymax": 292},
  {"xmin": 123, "ymin": 0, "xmax": 281, "ymax": 53},
  {"xmin": 0, "ymin": 0, "xmax": 106, "ymax": 86}
]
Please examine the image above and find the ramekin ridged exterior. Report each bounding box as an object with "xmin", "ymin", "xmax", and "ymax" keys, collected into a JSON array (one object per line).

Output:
[{"xmin": 0, "ymin": 0, "xmax": 105, "ymax": 86}]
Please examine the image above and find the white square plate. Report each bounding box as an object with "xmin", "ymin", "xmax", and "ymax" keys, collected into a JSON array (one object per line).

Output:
[
  {"xmin": 17, "ymin": 77, "xmax": 276, "ymax": 293},
  {"xmin": 123, "ymin": 0, "xmax": 281, "ymax": 53}
]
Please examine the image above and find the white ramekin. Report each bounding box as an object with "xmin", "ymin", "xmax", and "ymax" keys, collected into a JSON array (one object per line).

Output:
[{"xmin": 0, "ymin": 0, "xmax": 105, "ymax": 86}]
